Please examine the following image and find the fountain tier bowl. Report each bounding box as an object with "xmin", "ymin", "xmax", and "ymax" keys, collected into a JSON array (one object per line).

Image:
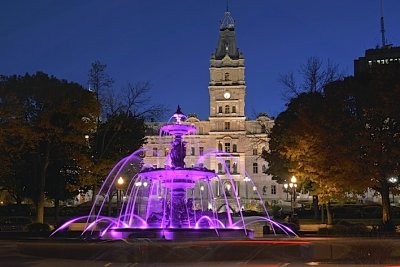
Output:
[{"xmin": 140, "ymin": 168, "xmax": 217, "ymax": 188}]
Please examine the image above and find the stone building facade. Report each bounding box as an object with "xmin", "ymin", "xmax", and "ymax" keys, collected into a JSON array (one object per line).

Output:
[{"xmin": 143, "ymin": 11, "xmax": 286, "ymax": 211}]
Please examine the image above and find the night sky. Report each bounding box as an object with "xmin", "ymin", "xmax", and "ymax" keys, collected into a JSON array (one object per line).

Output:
[{"xmin": 2, "ymin": 0, "xmax": 400, "ymax": 120}]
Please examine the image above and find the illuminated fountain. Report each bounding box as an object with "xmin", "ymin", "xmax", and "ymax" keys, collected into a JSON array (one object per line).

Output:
[{"xmin": 53, "ymin": 107, "xmax": 296, "ymax": 240}]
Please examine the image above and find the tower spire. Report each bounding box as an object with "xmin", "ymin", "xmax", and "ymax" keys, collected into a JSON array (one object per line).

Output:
[{"xmin": 380, "ymin": 0, "xmax": 387, "ymax": 47}]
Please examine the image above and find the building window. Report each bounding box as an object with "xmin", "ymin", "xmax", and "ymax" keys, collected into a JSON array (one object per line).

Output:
[
  {"xmin": 152, "ymin": 147, "xmax": 158, "ymax": 156},
  {"xmin": 199, "ymin": 147, "xmax": 204, "ymax": 156},
  {"xmin": 232, "ymin": 162, "xmax": 238, "ymax": 174},
  {"xmin": 232, "ymin": 144, "xmax": 237, "ymax": 152},
  {"xmin": 225, "ymin": 142, "xmax": 230, "ymax": 153},
  {"xmin": 225, "ymin": 105, "xmax": 230, "ymax": 114},
  {"xmin": 261, "ymin": 124, "xmax": 266, "ymax": 133},
  {"xmin": 262, "ymin": 164, "xmax": 267, "ymax": 174},
  {"xmin": 218, "ymin": 163, "xmax": 223, "ymax": 174},
  {"xmin": 218, "ymin": 142, "xmax": 223, "ymax": 151},
  {"xmin": 218, "ymin": 106, "xmax": 223, "ymax": 113},
  {"xmin": 225, "ymin": 160, "xmax": 230, "ymax": 173},
  {"xmin": 224, "ymin": 121, "xmax": 230, "ymax": 130},
  {"xmin": 253, "ymin": 162, "xmax": 258, "ymax": 174},
  {"xmin": 271, "ymin": 185, "xmax": 276, "ymax": 195},
  {"xmin": 232, "ymin": 106, "xmax": 236, "ymax": 113},
  {"xmin": 224, "ymin": 181, "xmax": 231, "ymax": 197},
  {"xmin": 191, "ymin": 147, "xmax": 195, "ymax": 156},
  {"xmin": 252, "ymin": 147, "xmax": 257, "ymax": 155},
  {"xmin": 224, "ymin": 72, "xmax": 230, "ymax": 81}
]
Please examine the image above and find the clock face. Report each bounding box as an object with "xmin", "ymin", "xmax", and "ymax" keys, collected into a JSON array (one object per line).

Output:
[{"xmin": 224, "ymin": 92, "xmax": 231, "ymax": 99}]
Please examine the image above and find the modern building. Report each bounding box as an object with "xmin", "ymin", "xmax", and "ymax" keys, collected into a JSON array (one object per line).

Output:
[
  {"xmin": 354, "ymin": 4, "xmax": 400, "ymax": 76},
  {"xmin": 143, "ymin": 10, "xmax": 286, "ymax": 212},
  {"xmin": 354, "ymin": 45, "xmax": 400, "ymax": 76}
]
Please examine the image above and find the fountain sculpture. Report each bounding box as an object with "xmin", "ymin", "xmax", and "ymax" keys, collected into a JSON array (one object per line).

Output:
[{"xmin": 52, "ymin": 107, "xmax": 296, "ymax": 240}]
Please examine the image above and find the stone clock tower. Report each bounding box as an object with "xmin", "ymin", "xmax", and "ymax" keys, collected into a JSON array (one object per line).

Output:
[
  {"xmin": 144, "ymin": 9, "xmax": 283, "ymax": 210},
  {"xmin": 209, "ymin": 10, "xmax": 246, "ymax": 132}
]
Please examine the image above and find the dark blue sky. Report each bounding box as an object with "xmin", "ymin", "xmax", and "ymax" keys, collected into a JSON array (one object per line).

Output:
[{"xmin": 2, "ymin": 1, "xmax": 399, "ymax": 120}]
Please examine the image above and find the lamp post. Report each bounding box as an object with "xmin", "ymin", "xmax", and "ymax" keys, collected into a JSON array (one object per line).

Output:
[
  {"xmin": 388, "ymin": 176, "xmax": 398, "ymax": 203},
  {"xmin": 289, "ymin": 176, "xmax": 297, "ymax": 219},
  {"xmin": 283, "ymin": 183, "xmax": 289, "ymax": 200},
  {"xmin": 116, "ymin": 177, "xmax": 125, "ymax": 214},
  {"xmin": 244, "ymin": 176, "xmax": 250, "ymax": 202}
]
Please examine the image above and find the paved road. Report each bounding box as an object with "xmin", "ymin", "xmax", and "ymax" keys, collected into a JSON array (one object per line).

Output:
[{"xmin": 0, "ymin": 238, "xmax": 398, "ymax": 266}]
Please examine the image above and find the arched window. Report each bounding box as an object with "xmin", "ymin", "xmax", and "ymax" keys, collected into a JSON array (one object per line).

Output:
[
  {"xmin": 232, "ymin": 106, "xmax": 236, "ymax": 113},
  {"xmin": 225, "ymin": 160, "xmax": 230, "ymax": 173},
  {"xmin": 218, "ymin": 163, "xmax": 223, "ymax": 174},
  {"xmin": 224, "ymin": 181, "xmax": 231, "ymax": 196},
  {"xmin": 232, "ymin": 144, "xmax": 237, "ymax": 152},
  {"xmin": 232, "ymin": 162, "xmax": 238, "ymax": 174},
  {"xmin": 225, "ymin": 105, "xmax": 230, "ymax": 114},
  {"xmin": 253, "ymin": 162, "xmax": 258, "ymax": 174}
]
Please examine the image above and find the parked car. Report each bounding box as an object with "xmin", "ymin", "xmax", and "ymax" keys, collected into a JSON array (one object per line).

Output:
[{"xmin": 0, "ymin": 216, "xmax": 33, "ymax": 232}]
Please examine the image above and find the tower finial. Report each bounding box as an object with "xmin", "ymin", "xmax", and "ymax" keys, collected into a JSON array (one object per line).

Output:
[{"xmin": 380, "ymin": 0, "xmax": 387, "ymax": 47}]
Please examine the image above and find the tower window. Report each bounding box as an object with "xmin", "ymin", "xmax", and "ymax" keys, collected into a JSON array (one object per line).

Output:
[
  {"xmin": 225, "ymin": 105, "xmax": 230, "ymax": 114},
  {"xmin": 253, "ymin": 162, "xmax": 258, "ymax": 174},
  {"xmin": 225, "ymin": 143, "xmax": 230, "ymax": 153},
  {"xmin": 232, "ymin": 106, "xmax": 236, "ymax": 113},
  {"xmin": 224, "ymin": 122, "xmax": 230, "ymax": 130},
  {"xmin": 261, "ymin": 124, "xmax": 266, "ymax": 133},
  {"xmin": 218, "ymin": 106, "xmax": 223, "ymax": 113},
  {"xmin": 232, "ymin": 144, "xmax": 237, "ymax": 152},
  {"xmin": 224, "ymin": 72, "xmax": 230, "ymax": 81}
]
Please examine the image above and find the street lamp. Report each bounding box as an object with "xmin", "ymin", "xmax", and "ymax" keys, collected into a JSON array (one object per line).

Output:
[
  {"xmin": 243, "ymin": 176, "xmax": 251, "ymax": 201},
  {"xmin": 116, "ymin": 177, "xmax": 125, "ymax": 213},
  {"xmin": 283, "ymin": 183, "xmax": 289, "ymax": 200},
  {"xmin": 289, "ymin": 176, "xmax": 297, "ymax": 218},
  {"xmin": 388, "ymin": 176, "xmax": 398, "ymax": 203}
]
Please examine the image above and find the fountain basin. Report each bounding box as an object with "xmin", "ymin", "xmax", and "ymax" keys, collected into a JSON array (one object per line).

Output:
[{"xmin": 103, "ymin": 227, "xmax": 254, "ymax": 240}]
